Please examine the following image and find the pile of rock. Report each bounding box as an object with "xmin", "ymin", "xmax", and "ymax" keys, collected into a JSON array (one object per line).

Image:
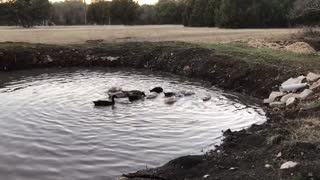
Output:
[{"xmin": 264, "ymin": 72, "xmax": 320, "ymax": 108}]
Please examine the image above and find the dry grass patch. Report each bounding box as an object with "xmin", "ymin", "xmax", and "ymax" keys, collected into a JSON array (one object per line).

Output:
[{"xmin": 0, "ymin": 25, "xmax": 297, "ymax": 44}]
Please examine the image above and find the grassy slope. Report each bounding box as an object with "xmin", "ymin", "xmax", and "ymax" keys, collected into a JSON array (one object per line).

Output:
[{"xmin": 1, "ymin": 41, "xmax": 319, "ymax": 71}]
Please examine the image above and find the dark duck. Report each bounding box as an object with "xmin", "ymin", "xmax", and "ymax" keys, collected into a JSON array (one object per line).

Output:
[
  {"xmin": 123, "ymin": 90, "xmax": 146, "ymax": 101},
  {"xmin": 93, "ymin": 95, "xmax": 117, "ymax": 106},
  {"xmin": 150, "ymin": 87, "xmax": 176, "ymax": 97},
  {"xmin": 150, "ymin": 87, "xmax": 164, "ymax": 93}
]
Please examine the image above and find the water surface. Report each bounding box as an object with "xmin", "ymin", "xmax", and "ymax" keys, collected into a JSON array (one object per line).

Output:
[{"xmin": 0, "ymin": 68, "xmax": 265, "ymax": 179}]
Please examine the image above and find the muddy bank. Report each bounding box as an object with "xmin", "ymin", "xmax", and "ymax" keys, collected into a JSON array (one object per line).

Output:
[
  {"xmin": 0, "ymin": 42, "xmax": 319, "ymax": 180},
  {"xmin": 0, "ymin": 42, "xmax": 309, "ymax": 99}
]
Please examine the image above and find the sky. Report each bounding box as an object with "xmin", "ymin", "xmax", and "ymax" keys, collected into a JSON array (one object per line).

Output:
[{"xmin": 50, "ymin": 0, "xmax": 158, "ymax": 5}]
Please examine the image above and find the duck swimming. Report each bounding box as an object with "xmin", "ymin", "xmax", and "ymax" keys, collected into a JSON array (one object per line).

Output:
[
  {"xmin": 108, "ymin": 87, "xmax": 122, "ymax": 93},
  {"xmin": 164, "ymin": 92, "xmax": 176, "ymax": 97},
  {"xmin": 108, "ymin": 91, "xmax": 128, "ymax": 99},
  {"xmin": 150, "ymin": 87, "xmax": 164, "ymax": 94},
  {"xmin": 179, "ymin": 90, "xmax": 195, "ymax": 96},
  {"xmin": 93, "ymin": 95, "xmax": 117, "ymax": 106},
  {"xmin": 146, "ymin": 92, "xmax": 158, "ymax": 99},
  {"xmin": 202, "ymin": 94, "xmax": 212, "ymax": 101},
  {"xmin": 124, "ymin": 90, "xmax": 146, "ymax": 101},
  {"xmin": 164, "ymin": 96, "xmax": 177, "ymax": 104}
]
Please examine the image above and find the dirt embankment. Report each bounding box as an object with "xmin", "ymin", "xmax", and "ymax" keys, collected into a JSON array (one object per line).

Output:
[
  {"xmin": 0, "ymin": 42, "xmax": 319, "ymax": 180},
  {"xmin": 0, "ymin": 42, "xmax": 305, "ymax": 98}
]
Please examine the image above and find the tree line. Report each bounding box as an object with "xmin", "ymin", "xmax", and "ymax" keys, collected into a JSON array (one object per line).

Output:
[{"xmin": 0, "ymin": 0, "xmax": 319, "ymax": 28}]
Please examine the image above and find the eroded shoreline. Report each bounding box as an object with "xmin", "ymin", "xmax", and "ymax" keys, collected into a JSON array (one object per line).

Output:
[{"xmin": 0, "ymin": 42, "xmax": 319, "ymax": 180}]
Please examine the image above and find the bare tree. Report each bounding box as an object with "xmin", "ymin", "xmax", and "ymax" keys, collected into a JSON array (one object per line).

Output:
[{"xmin": 291, "ymin": 0, "xmax": 320, "ymax": 18}]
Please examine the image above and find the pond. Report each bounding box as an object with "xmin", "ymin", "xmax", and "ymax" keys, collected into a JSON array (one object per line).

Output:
[{"xmin": 0, "ymin": 68, "xmax": 266, "ymax": 179}]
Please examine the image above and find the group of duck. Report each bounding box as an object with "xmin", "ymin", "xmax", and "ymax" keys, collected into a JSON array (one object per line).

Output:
[{"xmin": 93, "ymin": 87, "xmax": 212, "ymax": 107}]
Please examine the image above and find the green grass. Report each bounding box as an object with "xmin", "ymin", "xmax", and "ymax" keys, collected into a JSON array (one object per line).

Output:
[
  {"xmin": 0, "ymin": 41, "xmax": 319, "ymax": 67},
  {"xmin": 197, "ymin": 43, "xmax": 320, "ymax": 65}
]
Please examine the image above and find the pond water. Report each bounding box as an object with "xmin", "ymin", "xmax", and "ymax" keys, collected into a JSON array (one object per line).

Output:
[{"xmin": 0, "ymin": 68, "xmax": 265, "ymax": 180}]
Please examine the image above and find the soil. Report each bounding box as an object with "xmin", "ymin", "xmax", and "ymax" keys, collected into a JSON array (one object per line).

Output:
[{"xmin": 0, "ymin": 42, "xmax": 319, "ymax": 180}]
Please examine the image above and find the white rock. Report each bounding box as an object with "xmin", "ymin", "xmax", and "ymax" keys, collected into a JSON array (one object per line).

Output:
[
  {"xmin": 280, "ymin": 161, "xmax": 298, "ymax": 169},
  {"xmin": 306, "ymin": 72, "xmax": 320, "ymax": 82},
  {"xmin": 280, "ymin": 93, "xmax": 299, "ymax": 103},
  {"xmin": 107, "ymin": 56, "xmax": 119, "ymax": 61},
  {"xmin": 229, "ymin": 167, "xmax": 238, "ymax": 171},
  {"xmin": 203, "ymin": 174, "xmax": 210, "ymax": 179},
  {"xmin": 299, "ymin": 89, "xmax": 313, "ymax": 100},
  {"xmin": 276, "ymin": 152, "xmax": 282, "ymax": 158},
  {"xmin": 268, "ymin": 91, "xmax": 285, "ymax": 103},
  {"xmin": 46, "ymin": 55, "xmax": 53, "ymax": 62},
  {"xmin": 264, "ymin": 99, "xmax": 271, "ymax": 104},
  {"xmin": 286, "ymin": 97, "xmax": 297, "ymax": 107},
  {"xmin": 282, "ymin": 76, "xmax": 306, "ymax": 86},
  {"xmin": 269, "ymin": 102, "xmax": 285, "ymax": 108},
  {"xmin": 265, "ymin": 164, "xmax": 272, "ymax": 168},
  {"xmin": 280, "ymin": 83, "xmax": 308, "ymax": 92},
  {"xmin": 310, "ymin": 79, "xmax": 320, "ymax": 90}
]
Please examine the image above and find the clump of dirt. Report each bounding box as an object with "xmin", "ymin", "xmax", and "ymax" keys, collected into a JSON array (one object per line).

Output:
[
  {"xmin": 285, "ymin": 42, "xmax": 316, "ymax": 54},
  {"xmin": 248, "ymin": 39, "xmax": 317, "ymax": 54},
  {"xmin": 248, "ymin": 39, "xmax": 283, "ymax": 50}
]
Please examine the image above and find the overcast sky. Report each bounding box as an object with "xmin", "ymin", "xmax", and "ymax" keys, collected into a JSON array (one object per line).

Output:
[{"xmin": 50, "ymin": 0, "xmax": 158, "ymax": 5}]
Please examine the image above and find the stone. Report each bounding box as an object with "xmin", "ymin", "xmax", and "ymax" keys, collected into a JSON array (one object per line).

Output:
[
  {"xmin": 269, "ymin": 102, "xmax": 285, "ymax": 108},
  {"xmin": 276, "ymin": 152, "xmax": 282, "ymax": 158},
  {"xmin": 229, "ymin": 167, "xmax": 238, "ymax": 171},
  {"xmin": 280, "ymin": 83, "xmax": 308, "ymax": 92},
  {"xmin": 281, "ymin": 76, "xmax": 306, "ymax": 86},
  {"xmin": 280, "ymin": 161, "xmax": 298, "ymax": 170},
  {"xmin": 299, "ymin": 89, "xmax": 313, "ymax": 100},
  {"xmin": 268, "ymin": 91, "xmax": 285, "ymax": 103},
  {"xmin": 310, "ymin": 79, "xmax": 320, "ymax": 91},
  {"xmin": 86, "ymin": 55, "xmax": 92, "ymax": 61},
  {"xmin": 183, "ymin": 65, "xmax": 192, "ymax": 75},
  {"xmin": 286, "ymin": 97, "xmax": 297, "ymax": 107},
  {"xmin": 45, "ymin": 55, "xmax": 53, "ymax": 63},
  {"xmin": 280, "ymin": 93, "xmax": 299, "ymax": 103},
  {"xmin": 108, "ymin": 56, "xmax": 119, "ymax": 61},
  {"xmin": 265, "ymin": 164, "xmax": 272, "ymax": 168},
  {"xmin": 203, "ymin": 174, "xmax": 210, "ymax": 179},
  {"xmin": 263, "ymin": 99, "xmax": 271, "ymax": 104},
  {"xmin": 306, "ymin": 72, "xmax": 320, "ymax": 82}
]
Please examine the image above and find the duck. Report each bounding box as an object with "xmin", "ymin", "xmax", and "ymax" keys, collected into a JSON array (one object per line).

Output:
[
  {"xmin": 150, "ymin": 87, "xmax": 164, "ymax": 94},
  {"xmin": 164, "ymin": 92, "xmax": 177, "ymax": 97},
  {"xmin": 93, "ymin": 95, "xmax": 117, "ymax": 106},
  {"xmin": 202, "ymin": 94, "xmax": 212, "ymax": 101},
  {"xmin": 179, "ymin": 90, "xmax": 195, "ymax": 96},
  {"xmin": 164, "ymin": 96, "xmax": 177, "ymax": 104},
  {"xmin": 108, "ymin": 87, "xmax": 122, "ymax": 93},
  {"xmin": 108, "ymin": 91, "xmax": 128, "ymax": 99},
  {"xmin": 123, "ymin": 90, "xmax": 146, "ymax": 101},
  {"xmin": 115, "ymin": 98, "xmax": 132, "ymax": 104},
  {"xmin": 146, "ymin": 92, "xmax": 158, "ymax": 99}
]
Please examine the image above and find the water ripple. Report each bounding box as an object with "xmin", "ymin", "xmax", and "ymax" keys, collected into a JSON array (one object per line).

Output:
[{"xmin": 0, "ymin": 68, "xmax": 266, "ymax": 179}]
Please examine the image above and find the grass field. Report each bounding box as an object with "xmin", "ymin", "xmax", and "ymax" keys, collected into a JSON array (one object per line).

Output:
[{"xmin": 0, "ymin": 25, "xmax": 299, "ymax": 44}]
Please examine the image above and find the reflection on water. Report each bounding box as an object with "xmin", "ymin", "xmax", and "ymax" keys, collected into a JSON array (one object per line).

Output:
[{"xmin": 0, "ymin": 68, "xmax": 265, "ymax": 179}]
